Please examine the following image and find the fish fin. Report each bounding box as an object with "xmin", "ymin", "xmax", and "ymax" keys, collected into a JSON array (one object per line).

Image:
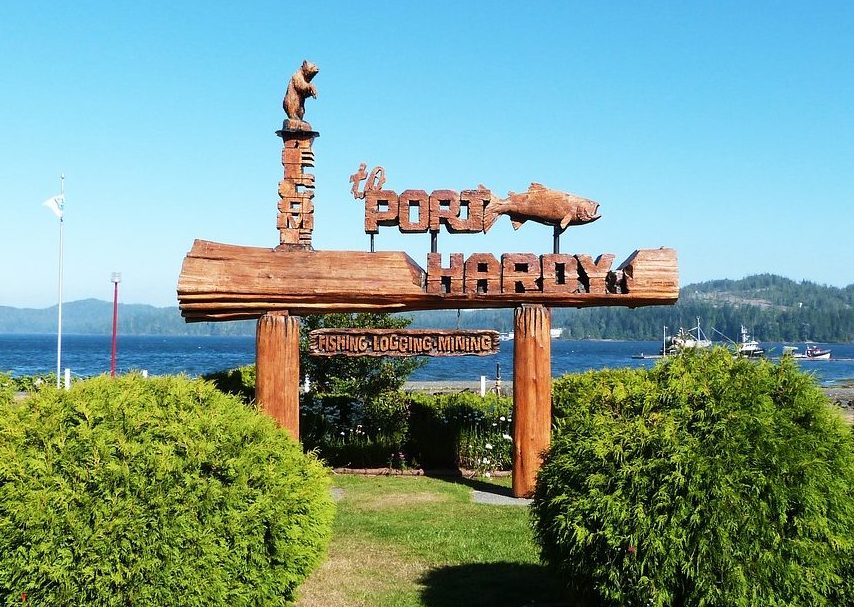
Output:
[
  {"xmin": 560, "ymin": 214, "xmax": 572, "ymax": 230},
  {"xmin": 482, "ymin": 200, "xmax": 501, "ymax": 233},
  {"xmin": 529, "ymin": 182, "xmax": 546, "ymax": 191},
  {"xmin": 511, "ymin": 219, "xmax": 524, "ymax": 230}
]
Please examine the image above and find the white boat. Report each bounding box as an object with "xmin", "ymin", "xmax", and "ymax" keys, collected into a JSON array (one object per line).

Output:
[
  {"xmin": 789, "ymin": 345, "xmax": 832, "ymax": 360},
  {"xmin": 661, "ymin": 318, "xmax": 713, "ymax": 355},
  {"xmin": 736, "ymin": 325, "xmax": 765, "ymax": 358},
  {"xmin": 804, "ymin": 345, "xmax": 832, "ymax": 360}
]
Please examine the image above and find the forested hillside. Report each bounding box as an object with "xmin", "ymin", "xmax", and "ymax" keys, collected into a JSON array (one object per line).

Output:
[{"xmin": 1, "ymin": 275, "xmax": 852, "ymax": 341}]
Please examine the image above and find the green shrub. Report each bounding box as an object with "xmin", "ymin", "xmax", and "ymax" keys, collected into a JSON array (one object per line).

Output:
[
  {"xmin": 0, "ymin": 373, "xmax": 14, "ymax": 406},
  {"xmin": 300, "ymin": 391, "xmax": 411, "ymax": 468},
  {"xmin": 203, "ymin": 364, "xmax": 256, "ymax": 403},
  {"xmin": 0, "ymin": 374, "xmax": 334, "ymax": 606},
  {"xmin": 532, "ymin": 348, "xmax": 854, "ymax": 607},
  {"xmin": 304, "ymin": 391, "xmax": 513, "ymax": 471},
  {"xmin": 2, "ymin": 373, "xmax": 56, "ymax": 393},
  {"xmin": 407, "ymin": 392, "xmax": 513, "ymax": 471}
]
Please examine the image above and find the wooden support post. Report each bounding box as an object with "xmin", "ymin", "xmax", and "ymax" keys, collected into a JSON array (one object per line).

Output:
[
  {"xmin": 255, "ymin": 311, "xmax": 300, "ymax": 439},
  {"xmin": 512, "ymin": 304, "xmax": 552, "ymax": 498}
]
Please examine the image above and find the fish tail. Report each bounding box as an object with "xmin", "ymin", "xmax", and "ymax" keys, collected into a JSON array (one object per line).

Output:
[{"xmin": 482, "ymin": 198, "xmax": 505, "ymax": 233}]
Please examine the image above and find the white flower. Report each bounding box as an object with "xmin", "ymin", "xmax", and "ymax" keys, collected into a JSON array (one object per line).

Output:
[
  {"xmin": 485, "ymin": 443, "xmax": 493, "ymax": 450},
  {"xmin": 482, "ymin": 457, "xmax": 490, "ymax": 464},
  {"xmin": 503, "ymin": 434, "xmax": 512, "ymax": 441},
  {"xmin": 340, "ymin": 431, "xmax": 345, "ymax": 436},
  {"xmin": 484, "ymin": 472, "xmax": 492, "ymax": 478},
  {"xmin": 499, "ymin": 416, "xmax": 506, "ymax": 421}
]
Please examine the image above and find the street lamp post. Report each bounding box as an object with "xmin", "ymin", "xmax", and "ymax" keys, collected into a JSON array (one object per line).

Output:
[{"xmin": 110, "ymin": 272, "xmax": 121, "ymax": 377}]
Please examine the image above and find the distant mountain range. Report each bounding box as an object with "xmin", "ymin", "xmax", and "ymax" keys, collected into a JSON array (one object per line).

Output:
[
  {"xmin": 0, "ymin": 299, "xmax": 255, "ymax": 336},
  {"xmin": 2, "ymin": 274, "xmax": 852, "ymax": 342}
]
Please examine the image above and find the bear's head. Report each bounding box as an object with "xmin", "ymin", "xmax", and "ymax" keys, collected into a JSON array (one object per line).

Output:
[{"xmin": 301, "ymin": 60, "xmax": 319, "ymax": 82}]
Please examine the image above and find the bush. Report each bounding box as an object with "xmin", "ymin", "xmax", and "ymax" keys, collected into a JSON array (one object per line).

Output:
[
  {"xmin": 532, "ymin": 348, "xmax": 854, "ymax": 607},
  {"xmin": 301, "ymin": 391, "xmax": 514, "ymax": 470},
  {"xmin": 0, "ymin": 374, "xmax": 334, "ymax": 606},
  {"xmin": 407, "ymin": 392, "xmax": 513, "ymax": 471},
  {"xmin": 300, "ymin": 391, "xmax": 411, "ymax": 468},
  {"xmin": 0, "ymin": 373, "xmax": 14, "ymax": 406},
  {"xmin": 203, "ymin": 364, "xmax": 256, "ymax": 403},
  {"xmin": 1, "ymin": 373, "xmax": 56, "ymax": 393}
]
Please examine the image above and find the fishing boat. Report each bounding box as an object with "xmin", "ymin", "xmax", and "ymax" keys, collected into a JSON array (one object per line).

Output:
[
  {"xmin": 632, "ymin": 319, "xmax": 712, "ymax": 359},
  {"xmin": 660, "ymin": 318, "xmax": 713, "ymax": 355},
  {"xmin": 804, "ymin": 345, "xmax": 832, "ymax": 360},
  {"xmin": 789, "ymin": 345, "xmax": 832, "ymax": 360},
  {"xmin": 736, "ymin": 325, "xmax": 765, "ymax": 358}
]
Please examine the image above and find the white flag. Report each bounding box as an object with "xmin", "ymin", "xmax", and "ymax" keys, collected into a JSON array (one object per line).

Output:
[{"xmin": 43, "ymin": 194, "xmax": 65, "ymax": 219}]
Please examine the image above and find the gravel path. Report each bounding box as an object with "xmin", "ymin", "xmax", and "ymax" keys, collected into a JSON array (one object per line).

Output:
[{"xmin": 471, "ymin": 488, "xmax": 532, "ymax": 506}]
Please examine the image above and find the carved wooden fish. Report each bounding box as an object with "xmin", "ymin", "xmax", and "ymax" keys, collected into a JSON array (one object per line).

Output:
[{"xmin": 482, "ymin": 183, "xmax": 601, "ymax": 233}]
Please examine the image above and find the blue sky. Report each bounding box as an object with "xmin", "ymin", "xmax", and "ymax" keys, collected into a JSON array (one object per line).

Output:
[{"xmin": 1, "ymin": 1, "xmax": 852, "ymax": 308}]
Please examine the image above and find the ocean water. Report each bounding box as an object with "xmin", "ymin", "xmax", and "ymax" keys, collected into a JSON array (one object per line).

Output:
[{"xmin": 2, "ymin": 333, "xmax": 853, "ymax": 386}]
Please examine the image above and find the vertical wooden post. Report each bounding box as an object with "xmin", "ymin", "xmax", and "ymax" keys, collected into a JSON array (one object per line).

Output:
[
  {"xmin": 255, "ymin": 311, "xmax": 300, "ymax": 439},
  {"xmin": 512, "ymin": 304, "xmax": 552, "ymax": 498}
]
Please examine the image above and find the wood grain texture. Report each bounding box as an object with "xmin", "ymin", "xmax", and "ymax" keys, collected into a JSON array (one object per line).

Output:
[
  {"xmin": 512, "ymin": 305, "xmax": 552, "ymax": 498},
  {"xmin": 276, "ymin": 131, "xmax": 317, "ymax": 250},
  {"xmin": 177, "ymin": 240, "xmax": 678, "ymax": 321},
  {"xmin": 255, "ymin": 312, "xmax": 300, "ymax": 439}
]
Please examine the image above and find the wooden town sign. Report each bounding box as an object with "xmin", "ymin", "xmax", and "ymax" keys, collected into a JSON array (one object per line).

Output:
[
  {"xmin": 176, "ymin": 60, "xmax": 679, "ymax": 497},
  {"xmin": 309, "ymin": 329, "xmax": 499, "ymax": 357}
]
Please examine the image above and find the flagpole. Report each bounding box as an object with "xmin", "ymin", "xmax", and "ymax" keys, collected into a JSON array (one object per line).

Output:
[{"xmin": 56, "ymin": 174, "xmax": 64, "ymax": 388}]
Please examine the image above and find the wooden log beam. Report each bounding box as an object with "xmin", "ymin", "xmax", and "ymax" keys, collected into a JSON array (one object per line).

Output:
[
  {"xmin": 177, "ymin": 240, "xmax": 678, "ymax": 320},
  {"xmin": 255, "ymin": 312, "xmax": 300, "ymax": 439},
  {"xmin": 512, "ymin": 305, "xmax": 552, "ymax": 498}
]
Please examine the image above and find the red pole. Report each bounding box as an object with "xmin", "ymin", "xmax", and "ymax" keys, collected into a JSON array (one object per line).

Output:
[{"xmin": 110, "ymin": 273, "xmax": 120, "ymax": 377}]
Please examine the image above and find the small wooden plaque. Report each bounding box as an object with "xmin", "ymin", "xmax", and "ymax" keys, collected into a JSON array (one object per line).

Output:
[{"xmin": 309, "ymin": 328, "xmax": 500, "ymax": 357}]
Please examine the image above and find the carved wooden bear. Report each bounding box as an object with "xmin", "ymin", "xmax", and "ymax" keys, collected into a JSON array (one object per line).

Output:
[{"xmin": 283, "ymin": 60, "xmax": 319, "ymax": 124}]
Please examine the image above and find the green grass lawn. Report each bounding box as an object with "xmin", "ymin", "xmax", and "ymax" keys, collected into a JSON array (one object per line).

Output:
[{"xmin": 296, "ymin": 474, "xmax": 567, "ymax": 607}]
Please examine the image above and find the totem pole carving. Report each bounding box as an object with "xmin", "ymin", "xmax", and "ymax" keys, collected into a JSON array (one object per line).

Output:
[{"xmin": 276, "ymin": 60, "xmax": 320, "ymax": 250}]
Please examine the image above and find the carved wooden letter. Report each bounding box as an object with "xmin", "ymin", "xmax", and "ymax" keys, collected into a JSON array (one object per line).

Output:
[
  {"xmin": 464, "ymin": 253, "xmax": 500, "ymax": 294},
  {"xmin": 426, "ymin": 252, "xmax": 464, "ymax": 294},
  {"xmin": 501, "ymin": 253, "xmax": 540, "ymax": 293},
  {"xmin": 398, "ymin": 189, "xmax": 430, "ymax": 233},
  {"xmin": 364, "ymin": 190, "xmax": 400, "ymax": 234},
  {"xmin": 429, "ymin": 190, "xmax": 460, "ymax": 232},
  {"xmin": 541, "ymin": 254, "xmax": 579, "ymax": 293},
  {"xmin": 616, "ymin": 248, "xmax": 678, "ymax": 295},
  {"xmin": 454, "ymin": 188, "xmax": 489, "ymax": 233},
  {"xmin": 576, "ymin": 254, "xmax": 616, "ymax": 293},
  {"xmin": 277, "ymin": 133, "xmax": 317, "ymax": 249}
]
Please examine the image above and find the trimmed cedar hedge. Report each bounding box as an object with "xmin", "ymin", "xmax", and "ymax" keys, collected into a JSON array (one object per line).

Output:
[
  {"xmin": 532, "ymin": 348, "xmax": 854, "ymax": 607},
  {"xmin": 0, "ymin": 374, "xmax": 334, "ymax": 606}
]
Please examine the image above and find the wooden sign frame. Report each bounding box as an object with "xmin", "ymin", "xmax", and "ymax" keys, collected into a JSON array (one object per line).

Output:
[{"xmin": 176, "ymin": 60, "xmax": 679, "ymax": 497}]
